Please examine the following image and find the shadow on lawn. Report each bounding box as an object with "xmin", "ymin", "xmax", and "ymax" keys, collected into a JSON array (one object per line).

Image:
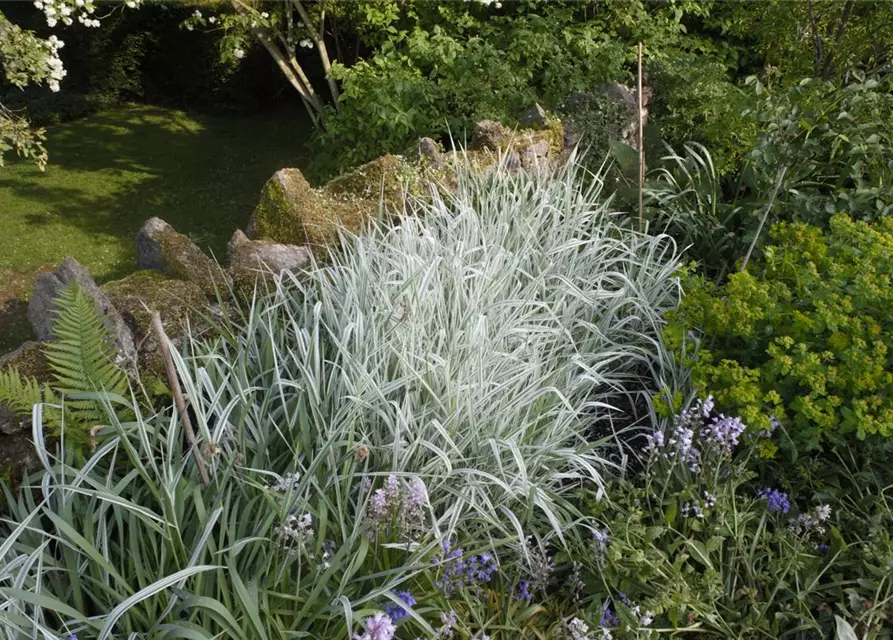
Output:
[
  {"xmin": 0, "ymin": 104, "xmax": 310, "ymax": 266},
  {"xmin": 0, "ymin": 103, "xmax": 311, "ymax": 352}
]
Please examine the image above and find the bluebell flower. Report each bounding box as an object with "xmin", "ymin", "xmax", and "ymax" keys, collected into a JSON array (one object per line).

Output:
[
  {"xmin": 756, "ymin": 488, "xmax": 791, "ymax": 514},
  {"xmin": 599, "ymin": 604, "xmax": 620, "ymax": 629},
  {"xmin": 383, "ymin": 590, "xmax": 416, "ymax": 622},
  {"xmin": 513, "ymin": 580, "xmax": 532, "ymax": 602}
]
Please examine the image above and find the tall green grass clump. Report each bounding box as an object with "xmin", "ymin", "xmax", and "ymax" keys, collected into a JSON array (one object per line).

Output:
[{"xmin": 0, "ymin": 158, "xmax": 683, "ymax": 638}]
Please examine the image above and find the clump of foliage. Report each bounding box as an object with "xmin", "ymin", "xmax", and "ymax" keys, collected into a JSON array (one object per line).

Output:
[
  {"xmin": 646, "ymin": 51, "xmax": 757, "ymax": 176},
  {"xmin": 646, "ymin": 69, "xmax": 893, "ymax": 277},
  {"xmin": 0, "ymin": 159, "xmax": 685, "ymax": 637},
  {"xmin": 574, "ymin": 398, "xmax": 893, "ymax": 638},
  {"xmin": 663, "ymin": 214, "xmax": 893, "ymax": 454}
]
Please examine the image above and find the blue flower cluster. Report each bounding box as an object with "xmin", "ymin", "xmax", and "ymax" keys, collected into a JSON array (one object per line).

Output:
[
  {"xmin": 513, "ymin": 580, "xmax": 531, "ymax": 602},
  {"xmin": 383, "ymin": 590, "xmax": 416, "ymax": 622},
  {"xmin": 645, "ymin": 397, "xmax": 751, "ymax": 473},
  {"xmin": 432, "ymin": 541, "xmax": 497, "ymax": 594},
  {"xmin": 756, "ymin": 488, "xmax": 791, "ymax": 513}
]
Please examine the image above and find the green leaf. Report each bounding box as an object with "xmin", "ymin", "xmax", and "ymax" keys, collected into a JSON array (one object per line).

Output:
[
  {"xmin": 664, "ymin": 500, "xmax": 678, "ymax": 525},
  {"xmin": 683, "ymin": 539, "xmax": 714, "ymax": 571}
]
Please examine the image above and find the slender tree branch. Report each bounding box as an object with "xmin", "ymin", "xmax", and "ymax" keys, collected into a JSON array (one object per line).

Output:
[
  {"xmin": 741, "ymin": 166, "xmax": 788, "ymax": 273},
  {"xmin": 292, "ymin": 0, "xmax": 340, "ymax": 109},
  {"xmin": 230, "ymin": 0, "xmax": 325, "ymax": 127},
  {"xmin": 821, "ymin": 0, "xmax": 855, "ymax": 78},
  {"xmin": 807, "ymin": 0, "xmax": 824, "ymax": 77}
]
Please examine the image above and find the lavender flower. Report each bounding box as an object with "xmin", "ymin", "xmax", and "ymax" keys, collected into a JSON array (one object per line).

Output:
[
  {"xmin": 364, "ymin": 475, "xmax": 429, "ymax": 539},
  {"xmin": 756, "ymin": 488, "xmax": 791, "ymax": 514},
  {"xmin": 439, "ymin": 609, "xmax": 458, "ymax": 638},
  {"xmin": 277, "ymin": 512, "xmax": 314, "ymax": 551},
  {"xmin": 270, "ymin": 471, "xmax": 301, "ymax": 492},
  {"xmin": 566, "ymin": 617, "xmax": 593, "ymax": 640},
  {"xmin": 592, "ymin": 527, "xmax": 610, "ymax": 561},
  {"xmin": 353, "ymin": 612, "xmax": 396, "ymax": 640},
  {"xmin": 682, "ymin": 490, "xmax": 717, "ymax": 519},
  {"xmin": 789, "ymin": 504, "xmax": 832, "ymax": 539},
  {"xmin": 383, "ymin": 590, "xmax": 416, "ymax": 622},
  {"xmin": 815, "ymin": 543, "xmax": 830, "ymax": 554}
]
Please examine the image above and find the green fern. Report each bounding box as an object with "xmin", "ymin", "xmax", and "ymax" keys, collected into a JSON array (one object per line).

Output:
[
  {"xmin": 0, "ymin": 368, "xmax": 43, "ymax": 417},
  {"xmin": 42, "ymin": 282, "xmax": 128, "ymax": 426},
  {"xmin": 0, "ymin": 368, "xmax": 62, "ymax": 430}
]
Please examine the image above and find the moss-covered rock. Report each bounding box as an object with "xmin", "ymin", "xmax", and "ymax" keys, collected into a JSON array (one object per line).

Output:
[
  {"xmin": 135, "ymin": 217, "xmax": 226, "ymax": 295},
  {"xmin": 101, "ymin": 270, "xmax": 209, "ymax": 379},
  {"xmin": 227, "ymin": 230, "xmax": 313, "ymax": 296},
  {"xmin": 249, "ymin": 161, "xmax": 421, "ymax": 254},
  {"xmin": 0, "ymin": 341, "xmax": 49, "ymax": 485},
  {"xmin": 0, "ymin": 341, "xmax": 48, "ymax": 382},
  {"xmin": 324, "ymin": 154, "xmax": 415, "ymax": 206}
]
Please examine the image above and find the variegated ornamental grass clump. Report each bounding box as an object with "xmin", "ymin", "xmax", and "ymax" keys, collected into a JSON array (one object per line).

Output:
[{"xmin": 0, "ymin": 157, "xmax": 684, "ymax": 638}]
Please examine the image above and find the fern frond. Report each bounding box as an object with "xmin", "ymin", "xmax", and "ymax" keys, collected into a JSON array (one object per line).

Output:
[
  {"xmin": 43, "ymin": 282, "xmax": 128, "ymax": 425},
  {"xmin": 0, "ymin": 367, "xmax": 63, "ymax": 430},
  {"xmin": 0, "ymin": 368, "xmax": 43, "ymax": 416}
]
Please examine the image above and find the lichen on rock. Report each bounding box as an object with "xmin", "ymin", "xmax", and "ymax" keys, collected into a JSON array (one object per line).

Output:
[
  {"xmin": 227, "ymin": 230, "xmax": 313, "ymax": 295},
  {"xmin": 249, "ymin": 160, "xmax": 421, "ymax": 254},
  {"xmin": 135, "ymin": 217, "xmax": 226, "ymax": 295}
]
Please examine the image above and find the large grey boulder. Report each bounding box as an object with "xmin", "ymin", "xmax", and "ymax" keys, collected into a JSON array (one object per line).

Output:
[
  {"xmin": 136, "ymin": 217, "xmax": 223, "ymax": 295},
  {"xmin": 28, "ymin": 258, "xmax": 136, "ymax": 367},
  {"xmin": 227, "ymin": 230, "xmax": 313, "ymax": 289}
]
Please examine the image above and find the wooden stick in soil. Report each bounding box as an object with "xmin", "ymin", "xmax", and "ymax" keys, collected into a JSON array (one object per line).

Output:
[
  {"xmin": 151, "ymin": 311, "xmax": 210, "ymax": 486},
  {"xmin": 637, "ymin": 41, "xmax": 645, "ymax": 232},
  {"xmin": 740, "ymin": 165, "xmax": 788, "ymax": 273}
]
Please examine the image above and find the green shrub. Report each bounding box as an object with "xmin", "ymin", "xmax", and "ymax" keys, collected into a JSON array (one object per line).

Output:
[
  {"xmin": 664, "ymin": 214, "xmax": 893, "ymax": 453},
  {"xmin": 645, "ymin": 70, "xmax": 893, "ymax": 277},
  {"xmin": 308, "ymin": 0, "xmax": 712, "ymax": 179},
  {"xmin": 647, "ymin": 51, "xmax": 757, "ymax": 176},
  {"xmin": 571, "ymin": 398, "xmax": 893, "ymax": 638}
]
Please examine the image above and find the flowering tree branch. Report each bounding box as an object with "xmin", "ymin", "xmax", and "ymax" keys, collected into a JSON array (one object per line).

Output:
[{"xmin": 1, "ymin": 0, "xmax": 142, "ymax": 169}]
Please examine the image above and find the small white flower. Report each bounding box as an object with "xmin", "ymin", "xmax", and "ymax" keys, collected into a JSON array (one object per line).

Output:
[
  {"xmin": 233, "ymin": 48, "xmax": 245, "ymax": 59},
  {"xmin": 62, "ymin": 16, "xmax": 72, "ymax": 25},
  {"xmin": 299, "ymin": 38, "xmax": 312, "ymax": 48},
  {"xmin": 260, "ymin": 11, "xmax": 269, "ymax": 18},
  {"xmin": 34, "ymin": 1, "xmax": 44, "ymax": 10},
  {"xmin": 46, "ymin": 16, "xmax": 58, "ymax": 27},
  {"xmin": 75, "ymin": 0, "xmax": 84, "ymax": 5},
  {"xmin": 495, "ymin": 1, "xmax": 502, "ymax": 6},
  {"xmin": 186, "ymin": 23, "xmax": 194, "ymax": 31},
  {"xmin": 193, "ymin": 9, "xmax": 202, "ymax": 18},
  {"xmin": 208, "ymin": 15, "xmax": 216, "ymax": 23}
]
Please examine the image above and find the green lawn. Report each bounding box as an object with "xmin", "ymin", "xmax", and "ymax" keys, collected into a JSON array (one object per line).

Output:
[{"xmin": 0, "ymin": 104, "xmax": 310, "ymax": 351}]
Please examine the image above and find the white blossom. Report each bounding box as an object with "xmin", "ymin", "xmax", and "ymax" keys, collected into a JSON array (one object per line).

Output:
[
  {"xmin": 233, "ymin": 48, "xmax": 245, "ymax": 59},
  {"xmin": 208, "ymin": 15, "xmax": 216, "ymax": 24},
  {"xmin": 299, "ymin": 38, "xmax": 313, "ymax": 49}
]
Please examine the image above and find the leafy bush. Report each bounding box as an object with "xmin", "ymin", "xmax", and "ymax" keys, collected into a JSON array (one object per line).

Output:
[
  {"xmin": 309, "ymin": 0, "xmax": 712, "ymax": 178},
  {"xmin": 745, "ymin": 71, "xmax": 893, "ymax": 225},
  {"xmin": 0, "ymin": 158, "xmax": 685, "ymax": 637},
  {"xmin": 663, "ymin": 214, "xmax": 893, "ymax": 454},
  {"xmin": 573, "ymin": 398, "xmax": 893, "ymax": 638},
  {"xmin": 647, "ymin": 51, "xmax": 757, "ymax": 176},
  {"xmin": 645, "ymin": 70, "xmax": 893, "ymax": 276}
]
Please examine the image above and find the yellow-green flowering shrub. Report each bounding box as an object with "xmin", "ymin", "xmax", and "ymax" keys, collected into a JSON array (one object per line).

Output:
[{"xmin": 666, "ymin": 214, "xmax": 893, "ymax": 452}]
